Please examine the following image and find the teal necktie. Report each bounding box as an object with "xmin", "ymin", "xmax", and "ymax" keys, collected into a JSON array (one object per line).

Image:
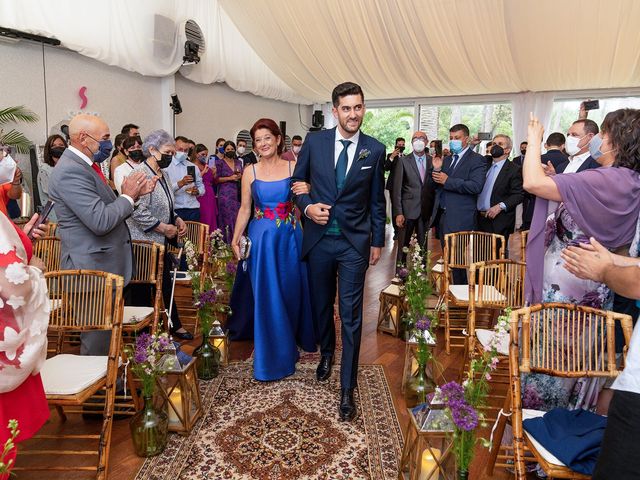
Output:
[{"xmin": 335, "ymin": 139, "xmax": 351, "ymax": 191}]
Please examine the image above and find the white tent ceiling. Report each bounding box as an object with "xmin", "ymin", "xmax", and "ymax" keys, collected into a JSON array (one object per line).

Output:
[{"xmin": 2, "ymin": 0, "xmax": 640, "ymax": 104}]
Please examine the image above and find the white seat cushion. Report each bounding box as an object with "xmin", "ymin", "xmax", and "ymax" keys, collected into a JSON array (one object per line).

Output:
[
  {"xmin": 522, "ymin": 409, "xmax": 566, "ymax": 467},
  {"xmin": 123, "ymin": 306, "xmax": 154, "ymax": 325},
  {"xmin": 476, "ymin": 329, "xmax": 509, "ymax": 356},
  {"xmin": 432, "ymin": 262, "xmax": 444, "ymax": 273},
  {"xmin": 382, "ymin": 284, "xmax": 402, "ymax": 296},
  {"xmin": 448, "ymin": 284, "xmax": 506, "ymax": 302},
  {"xmin": 172, "ymin": 271, "xmax": 192, "ymax": 282},
  {"xmin": 41, "ymin": 354, "xmax": 108, "ymax": 395}
]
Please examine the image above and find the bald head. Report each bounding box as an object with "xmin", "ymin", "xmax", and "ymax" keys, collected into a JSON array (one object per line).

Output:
[{"xmin": 69, "ymin": 114, "xmax": 110, "ymax": 156}]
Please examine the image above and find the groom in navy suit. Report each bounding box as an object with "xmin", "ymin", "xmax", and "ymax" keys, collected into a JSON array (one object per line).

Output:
[{"xmin": 293, "ymin": 82, "xmax": 386, "ymax": 421}]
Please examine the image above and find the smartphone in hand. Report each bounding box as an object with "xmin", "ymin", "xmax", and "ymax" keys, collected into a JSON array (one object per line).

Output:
[
  {"xmin": 28, "ymin": 200, "xmax": 55, "ymax": 239},
  {"xmin": 186, "ymin": 165, "xmax": 196, "ymax": 180}
]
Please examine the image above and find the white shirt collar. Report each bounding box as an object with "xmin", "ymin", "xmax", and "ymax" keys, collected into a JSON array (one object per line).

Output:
[
  {"xmin": 68, "ymin": 145, "xmax": 94, "ymax": 166},
  {"xmin": 335, "ymin": 128, "xmax": 360, "ymax": 147},
  {"xmin": 569, "ymin": 151, "xmax": 591, "ymax": 163}
]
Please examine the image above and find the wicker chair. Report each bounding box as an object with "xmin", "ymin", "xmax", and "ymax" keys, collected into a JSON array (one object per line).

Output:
[
  {"xmin": 47, "ymin": 222, "xmax": 59, "ymax": 237},
  {"xmin": 439, "ymin": 231, "xmax": 505, "ymax": 353},
  {"xmin": 507, "ymin": 303, "xmax": 633, "ymax": 479},
  {"xmin": 16, "ymin": 270, "xmax": 126, "ymax": 480},
  {"xmin": 32, "ymin": 236, "xmax": 61, "ymax": 272},
  {"xmin": 168, "ymin": 220, "xmax": 209, "ymax": 275},
  {"xmin": 123, "ymin": 240, "xmax": 165, "ymax": 334},
  {"xmin": 520, "ymin": 229, "xmax": 529, "ymax": 263}
]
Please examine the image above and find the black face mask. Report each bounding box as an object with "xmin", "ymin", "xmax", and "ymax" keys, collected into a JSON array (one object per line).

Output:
[
  {"xmin": 50, "ymin": 147, "xmax": 65, "ymax": 159},
  {"xmin": 156, "ymin": 153, "xmax": 173, "ymax": 169},
  {"xmin": 224, "ymin": 151, "xmax": 237, "ymax": 159},
  {"xmin": 128, "ymin": 150, "xmax": 144, "ymax": 162},
  {"xmin": 520, "ymin": 149, "xmax": 527, "ymax": 156},
  {"xmin": 396, "ymin": 145, "xmax": 405, "ymax": 152},
  {"xmin": 490, "ymin": 145, "xmax": 505, "ymax": 158}
]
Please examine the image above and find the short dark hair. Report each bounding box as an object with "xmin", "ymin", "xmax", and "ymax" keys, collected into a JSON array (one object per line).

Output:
[
  {"xmin": 112, "ymin": 133, "xmax": 128, "ymax": 158},
  {"xmin": 395, "ymin": 137, "xmax": 405, "ymax": 144},
  {"xmin": 216, "ymin": 137, "xmax": 225, "ymax": 146},
  {"xmin": 222, "ymin": 140, "xmax": 237, "ymax": 151},
  {"xmin": 600, "ymin": 109, "xmax": 640, "ymax": 172},
  {"xmin": 520, "ymin": 141, "xmax": 528, "ymax": 146},
  {"xmin": 250, "ymin": 118, "xmax": 284, "ymax": 155},
  {"xmin": 122, "ymin": 135, "xmax": 142, "ymax": 151},
  {"xmin": 121, "ymin": 123, "xmax": 139, "ymax": 134},
  {"xmin": 331, "ymin": 82, "xmax": 364, "ymax": 107},
  {"xmin": 546, "ymin": 132, "xmax": 566, "ymax": 147},
  {"xmin": 195, "ymin": 143, "xmax": 208, "ymax": 154},
  {"xmin": 292, "ymin": 135, "xmax": 303, "ymax": 142},
  {"xmin": 175, "ymin": 135, "xmax": 190, "ymax": 143},
  {"xmin": 43, "ymin": 134, "xmax": 67, "ymax": 167},
  {"xmin": 449, "ymin": 124, "xmax": 470, "ymax": 137},
  {"xmin": 572, "ymin": 119, "xmax": 599, "ymax": 136}
]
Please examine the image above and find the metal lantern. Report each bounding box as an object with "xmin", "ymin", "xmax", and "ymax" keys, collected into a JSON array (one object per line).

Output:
[
  {"xmin": 208, "ymin": 319, "xmax": 229, "ymax": 365},
  {"xmin": 156, "ymin": 359, "xmax": 202, "ymax": 434}
]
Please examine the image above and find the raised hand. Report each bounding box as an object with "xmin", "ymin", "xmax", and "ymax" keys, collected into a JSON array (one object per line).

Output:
[{"xmin": 528, "ymin": 112, "xmax": 544, "ymax": 144}]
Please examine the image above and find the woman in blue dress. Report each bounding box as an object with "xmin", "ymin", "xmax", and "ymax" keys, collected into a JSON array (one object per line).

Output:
[{"xmin": 231, "ymin": 118, "xmax": 316, "ymax": 381}]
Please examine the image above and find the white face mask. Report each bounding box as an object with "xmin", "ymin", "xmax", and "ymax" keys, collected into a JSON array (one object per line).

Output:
[
  {"xmin": 428, "ymin": 147, "xmax": 436, "ymax": 156},
  {"xmin": 237, "ymin": 146, "xmax": 246, "ymax": 156},
  {"xmin": 412, "ymin": 139, "xmax": 426, "ymax": 153},
  {"xmin": 0, "ymin": 154, "xmax": 17, "ymax": 185},
  {"xmin": 292, "ymin": 146, "xmax": 301, "ymax": 154},
  {"xmin": 565, "ymin": 135, "xmax": 584, "ymax": 156}
]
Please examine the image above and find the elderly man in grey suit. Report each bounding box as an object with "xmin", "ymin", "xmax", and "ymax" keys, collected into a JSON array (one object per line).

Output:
[
  {"xmin": 392, "ymin": 130, "xmax": 436, "ymax": 266},
  {"xmin": 49, "ymin": 114, "xmax": 156, "ymax": 355}
]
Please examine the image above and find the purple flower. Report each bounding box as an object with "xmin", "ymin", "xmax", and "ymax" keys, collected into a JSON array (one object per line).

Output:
[
  {"xmin": 197, "ymin": 288, "xmax": 218, "ymax": 307},
  {"xmin": 415, "ymin": 315, "xmax": 432, "ymax": 332},
  {"xmin": 397, "ymin": 267, "xmax": 409, "ymax": 280},
  {"xmin": 440, "ymin": 381, "xmax": 465, "ymax": 403},
  {"xmin": 226, "ymin": 261, "xmax": 237, "ymax": 275},
  {"xmin": 134, "ymin": 348, "xmax": 147, "ymax": 364},
  {"xmin": 450, "ymin": 402, "xmax": 479, "ymax": 431},
  {"xmin": 136, "ymin": 333, "xmax": 152, "ymax": 350}
]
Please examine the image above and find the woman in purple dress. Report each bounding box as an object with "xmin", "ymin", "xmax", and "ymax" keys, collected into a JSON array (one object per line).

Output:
[
  {"xmin": 522, "ymin": 109, "xmax": 640, "ymax": 411},
  {"xmin": 195, "ymin": 144, "xmax": 218, "ymax": 232},
  {"xmin": 215, "ymin": 140, "xmax": 242, "ymax": 242}
]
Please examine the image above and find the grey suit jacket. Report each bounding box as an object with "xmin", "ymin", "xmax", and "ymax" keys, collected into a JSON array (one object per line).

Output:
[
  {"xmin": 392, "ymin": 152, "xmax": 435, "ymax": 220},
  {"xmin": 48, "ymin": 148, "xmax": 134, "ymax": 284}
]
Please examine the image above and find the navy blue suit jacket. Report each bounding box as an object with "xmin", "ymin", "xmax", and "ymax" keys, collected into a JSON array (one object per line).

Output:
[
  {"xmin": 430, "ymin": 148, "xmax": 487, "ymax": 232},
  {"xmin": 292, "ymin": 127, "xmax": 386, "ymax": 260},
  {"xmin": 556, "ymin": 155, "xmax": 600, "ymax": 173}
]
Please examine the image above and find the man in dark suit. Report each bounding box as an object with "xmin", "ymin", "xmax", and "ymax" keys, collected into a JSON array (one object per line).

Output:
[
  {"xmin": 384, "ymin": 137, "xmax": 405, "ymax": 240},
  {"xmin": 476, "ymin": 134, "xmax": 524, "ymax": 256},
  {"xmin": 293, "ymin": 82, "xmax": 386, "ymax": 421},
  {"xmin": 392, "ymin": 131, "xmax": 435, "ymax": 265},
  {"xmin": 512, "ymin": 141, "xmax": 528, "ymax": 166},
  {"xmin": 431, "ymin": 124, "xmax": 487, "ymax": 245},
  {"xmin": 555, "ymin": 119, "xmax": 599, "ymax": 174},
  {"xmin": 49, "ymin": 114, "xmax": 156, "ymax": 354},
  {"xmin": 521, "ymin": 132, "xmax": 567, "ymax": 230}
]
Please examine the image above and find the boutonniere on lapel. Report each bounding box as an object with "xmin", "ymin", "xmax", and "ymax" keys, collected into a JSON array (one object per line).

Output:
[{"xmin": 358, "ymin": 149, "xmax": 371, "ymax": 161}]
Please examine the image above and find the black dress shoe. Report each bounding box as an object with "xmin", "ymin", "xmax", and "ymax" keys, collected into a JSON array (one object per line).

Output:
[
  {"xmin": 316, "ymin": 355, "xmax": 333, "ymax": 381},
  {"xmin": 339, "ymin": 388, "xmax": 356, "ymax": 421},
  {"xmin": 172, "ymin": 330, "xmax": 194, "ymax": 341}
]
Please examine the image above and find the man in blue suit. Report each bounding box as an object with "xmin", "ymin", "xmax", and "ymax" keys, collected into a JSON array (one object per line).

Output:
[
  {"xmin": 431, "ymin": 124, "xmax": 487, "ymax": 282},
  {"xmin": 293, "ymin": 82, "xmax": 386, "ymax": 421}
]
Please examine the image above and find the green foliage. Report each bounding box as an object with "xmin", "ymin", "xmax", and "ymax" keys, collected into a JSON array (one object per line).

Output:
[
  {"xmin": 436, "ymin": 104, "xmax": 513, "ymax": 142},
  {"xmin": 361, "ymin": 108, "xmax": 413, "ymax": 152},
  {"xmin": 0, "ymin": 420, "xmax": 19, "ymax": 476},
  {"xmin": 0, "ymin": 106, "xmax": 39, "ymax": 154}
]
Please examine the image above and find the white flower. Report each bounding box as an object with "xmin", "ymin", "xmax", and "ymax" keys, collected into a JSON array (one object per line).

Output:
[
  {"xmin": 0, "ymin": 326, "xmax": 27, "ymax": 361},
  {"xmin": 7, "ymin": 295, "xmax": 25, "ymax": 309},
  {"xmin": 0, "ymin": 237, "xmax": 12, "ymax": 255},
  {"xmin": 5, "ymin": 262, "xmax": 29, "ymax": 285}
]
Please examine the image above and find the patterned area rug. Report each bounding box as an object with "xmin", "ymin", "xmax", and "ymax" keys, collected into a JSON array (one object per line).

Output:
[{"xmin": 135, "ymin": 361, "xmax": 402, "ymax": 480}]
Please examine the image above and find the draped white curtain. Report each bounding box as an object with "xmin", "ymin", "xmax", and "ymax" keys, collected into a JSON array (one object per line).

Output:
[
  {"xmin": 0, "ymin": 0, "xmax": 311, "ymax": 104},
  {"xmin": 511, "ymin": 92, "xmax": 556, "ymax": 146}
]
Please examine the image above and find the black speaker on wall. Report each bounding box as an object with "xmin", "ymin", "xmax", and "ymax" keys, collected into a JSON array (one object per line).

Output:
[
  {"xmin": 312, "ymin": 110, "xmax": 324, "ymax": 128},
  {"xmin": 279, "ymin": 121, "xmax": 287, "ymax": 138}
]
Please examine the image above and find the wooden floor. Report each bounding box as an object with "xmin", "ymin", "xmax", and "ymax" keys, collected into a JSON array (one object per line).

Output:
[{"xmin": 22, "ymin": 226, "xmax": 525, "ymax": 480}]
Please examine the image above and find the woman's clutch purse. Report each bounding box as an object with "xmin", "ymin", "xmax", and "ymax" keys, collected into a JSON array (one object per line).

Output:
[{"xmin": 239, "ymin": 235, "xmax": 252, "ymax": 260}]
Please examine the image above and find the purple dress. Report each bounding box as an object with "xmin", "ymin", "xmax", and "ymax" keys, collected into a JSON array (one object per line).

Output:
[
  {"xmin": 197, "ymin": 165, "xmax": 218, "ymax": 232},
  {"xmin": 215, "ymin": 157, "xmax": 242, "ymax": 242}
]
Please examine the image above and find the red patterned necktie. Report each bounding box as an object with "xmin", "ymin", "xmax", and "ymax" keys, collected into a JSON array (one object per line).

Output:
[{"xmin": 91, "ymin": 162, "xmax": 107, "ymax": 184}]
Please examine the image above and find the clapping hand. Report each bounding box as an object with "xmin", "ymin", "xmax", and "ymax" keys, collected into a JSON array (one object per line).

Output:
[
  {"xmin": 122, "ymin": 172, "xmax": 158, "ymax": 201},
  {"xmin": 432, "ymin": 155, "xmax": 443, "ymax": 170},
  {"xmin": 432, "ymin": 171, "xmax": 448, "ymax": 184},
  {"xmin": 561, "ymin": 237, "xmax": 613, "ymax": 282},
  {"xmin": 543, "ymin": 161, "xmax": 556, "ymax": 176},
  {"xmin": 528, "ymin": 112, "xmax": 544, "ymax": 144},
  {"xmin": 291, "ymin": 181, "xmax": 311, "ymax": 195}
]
